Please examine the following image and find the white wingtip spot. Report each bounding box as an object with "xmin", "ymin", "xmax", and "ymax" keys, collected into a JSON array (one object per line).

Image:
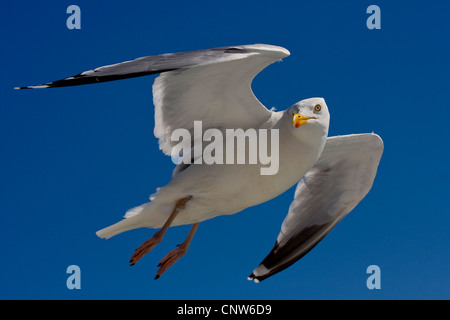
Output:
[
  {"xmin": 252, "ymin": 264, "xmax": 269, "ymax": 277},
  {"xmin": 254, "ymin": 279, "xmax": 260, "ymax": 284}
]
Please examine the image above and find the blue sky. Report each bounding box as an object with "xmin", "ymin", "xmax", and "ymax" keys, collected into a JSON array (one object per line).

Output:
[{"xmin": 1, "ymin": 0, "xmax": 449, "ymax": 299}]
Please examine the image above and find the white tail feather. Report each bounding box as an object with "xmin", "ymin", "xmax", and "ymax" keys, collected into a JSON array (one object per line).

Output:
[
  {"xmin": 96, "ymin": 217, "xmax": 142, "ymax": 239},
  {"xmin": 95, "ymin": 202, "xmax": 168, "ymax": 239}
]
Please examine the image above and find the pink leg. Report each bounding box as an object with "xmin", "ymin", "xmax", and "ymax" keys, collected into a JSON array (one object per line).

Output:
[
  {"xmin": 129, "ymin": 196, "xmax": 192, "ymax": 266},
  {"xmin": 154, "ymin": 222, "xmax": 199, "ymax": 279}
]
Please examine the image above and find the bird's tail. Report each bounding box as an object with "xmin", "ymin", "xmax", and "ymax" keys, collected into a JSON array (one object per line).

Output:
[
  {"xmin": 96, "ymin": 217, "xmax": 142, "ymax": 239},
  {"xmin": 96, "ymin": 186, "xmax": 192, "ymax": 239},
  {"xmin": 96, "ymin": 202, "xmax": 163, "ymax": 239}
]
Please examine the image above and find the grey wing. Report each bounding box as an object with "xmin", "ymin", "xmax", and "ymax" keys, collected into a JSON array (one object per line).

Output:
[
  {"xmin": 248, "ymin": 133, "xmax": 384, "ymax": 282},
  {"xmin": 152, "ymin": 44, "xmax": 289, "ymax": 155},
  {"xmin": 15, "ymin": 45, "xmax": 286, "ymax": 89},
  {"xmin": 15, "ymin": 44, "xmax": 290, "ymax": 156}
]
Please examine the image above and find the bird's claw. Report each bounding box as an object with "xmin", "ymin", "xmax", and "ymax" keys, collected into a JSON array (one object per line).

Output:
[
  {"xmin": 154, "ymin": 245, "xmax": 187, "ymax": 279},
  {"xmin": 129, "ymin": 232, "xmax": 162, "ymax": 266}
]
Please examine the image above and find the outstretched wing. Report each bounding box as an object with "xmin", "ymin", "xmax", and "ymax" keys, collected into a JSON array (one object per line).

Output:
[
  {"xmin": 15, "ymin": 44, "xmax": 290, "ymax": 155},
  {"xmin": 248, "ymin": 133, "xmax": 384, "ymax": 282},
  {"xmin": 152, "ymin": 44, "xmax": 289, "ymax": 155}
]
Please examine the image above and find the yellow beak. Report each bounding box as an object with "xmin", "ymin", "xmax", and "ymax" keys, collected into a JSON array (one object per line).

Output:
[{"xmin": 292, "ymin": 113, "xmax": 317, "ymax": 128}]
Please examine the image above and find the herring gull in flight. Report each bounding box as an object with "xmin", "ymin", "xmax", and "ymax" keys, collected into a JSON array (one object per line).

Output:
[{"xmin": 16, "ymin": 44, "xmax": 383, "ymax": 282}]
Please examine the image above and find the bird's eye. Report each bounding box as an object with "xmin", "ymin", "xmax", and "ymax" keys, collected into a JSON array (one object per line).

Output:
[{"xmin": 314, "ymin": 104, "xmax": 322, "ymax": 112}]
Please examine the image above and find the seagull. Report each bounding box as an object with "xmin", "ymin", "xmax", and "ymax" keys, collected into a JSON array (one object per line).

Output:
[{"xmin": 16, "ymin": 44, "xmax": 383, "ymax": 282}]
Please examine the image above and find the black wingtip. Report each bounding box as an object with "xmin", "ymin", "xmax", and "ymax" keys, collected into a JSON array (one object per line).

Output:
[
  {"xmin": 14, "ymin": 84, "xmax": 50, "ymax": 90},
  {"xmin": 247, "ymin": 273, "xmax": 262, "ymax": 283}
]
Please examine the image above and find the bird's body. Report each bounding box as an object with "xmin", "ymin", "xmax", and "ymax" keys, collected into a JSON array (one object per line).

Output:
[
  {"xmin": 16, "ymin": 44, "xmax": 383, "ymax": 282},
  {"xmin": 98, "ymin": 102, "xmax": 328, "ymax": 237}
]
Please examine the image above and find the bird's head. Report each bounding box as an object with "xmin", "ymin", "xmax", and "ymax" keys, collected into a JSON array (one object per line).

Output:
[{"xmin": 288, "ymin": 98, "xmax": 330, "ymax": 132}]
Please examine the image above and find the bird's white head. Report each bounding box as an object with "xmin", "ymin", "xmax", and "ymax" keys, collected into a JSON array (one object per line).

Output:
[{"xmin": 287, "ymin": 97, "xmax": 330, "ymax": 133}]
